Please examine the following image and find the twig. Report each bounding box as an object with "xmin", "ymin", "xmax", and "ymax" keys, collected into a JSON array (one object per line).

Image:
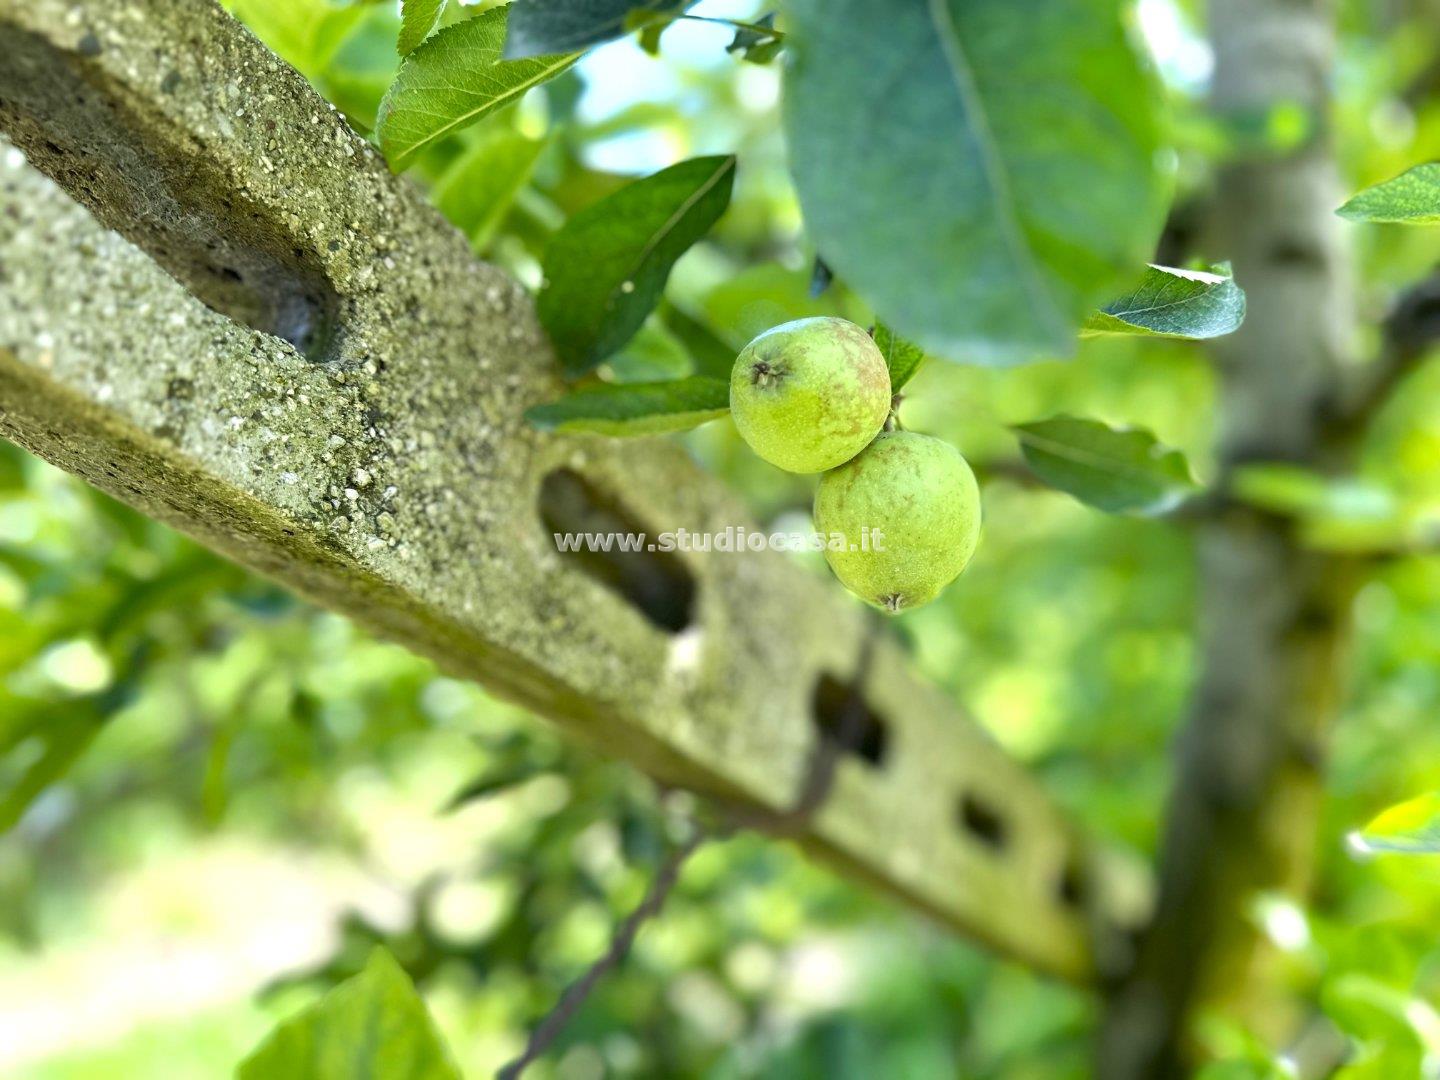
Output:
[
  {"xmin": 1328, "ymin": 269, "xmax": 1440, "ymax": 437},
  {"xmin": 496, "ymin": 827, "xmax": 705, "ymax": 1080},
  {"xmin": 677, "ymin": 14, "xmax": 784, "ymax": 39},
  {"xmin": 496, "ymin": 615, "xmax": 883, "ymax": 1077}
]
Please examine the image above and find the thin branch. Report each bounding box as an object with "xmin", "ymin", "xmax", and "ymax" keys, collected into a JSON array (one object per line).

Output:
[
  {"xmin": 1327, "ymin": 269, "xmax": 1440, "ymax": 437},
  {"xmin": 496, "ymin": 616, "xmax": 883, "ymax": 1077},
  {"xmin": 678, "ymin": 14, "xmax": 784, "ymax": 39},
  {"xmin": 496, "ymin": 827, "xmax": 705, "ymax": 1080}
]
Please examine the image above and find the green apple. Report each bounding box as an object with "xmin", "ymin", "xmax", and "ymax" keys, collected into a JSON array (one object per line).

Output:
[
  {"xmin": 813, "ymin": 431, "xmax": 981, "ymax": 612},
  {"xmin": 730, "ymin": 317, "xmax": 891, "ymax": 474}
]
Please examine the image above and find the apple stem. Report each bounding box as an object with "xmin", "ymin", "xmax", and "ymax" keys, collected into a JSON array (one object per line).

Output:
[{"xmin": 884, "ymin": 393, "xmax": 904, "ymax": 432}]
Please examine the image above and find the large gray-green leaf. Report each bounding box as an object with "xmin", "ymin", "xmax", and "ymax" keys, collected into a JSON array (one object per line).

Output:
[
  {"xmin": 538, "ymin": 155, "xmax": 735, "ymax": 375},
  {"xmin": 431, "ymin": 127, "xmax": 550, "ymax": 249},
  {"xmin": 1014, "ymin": 415, "xmax": 1197, "ymax": 515},
  {"xmin": 873, "ymin": 321, "xmax": 926, "ymax": 391},
  {"xmin": 1083, "ymin": 264, "xmax": 1247, "ymax": 340},
  {"xmin": 238, "ymin": 949, "xmax": 461, "ymax": 1080},
  {"xmin": 1338, "ymin": 164, "xmax": 1440, "ymax": 225},
  {"xmin": 398, "ymin": 0, "xmax": 446, "ymax": 55},
  {"xmin": 377, "ymin": 8, "xmax": 578, "ymax": 169},
  {"xmin": 525, "ymin": 376, "xmax": 730, "ymax": 435},
  {"xmin": 503, "ymin": 0, "xmax": 695, "ymax": 58},
  {"xmin": 1349, "ymin": 792, "xmax": 1440, "ymax": 856},
  {"xmin": 781, "ymin": 0, "xmax": 1165, "ymax": 364}
]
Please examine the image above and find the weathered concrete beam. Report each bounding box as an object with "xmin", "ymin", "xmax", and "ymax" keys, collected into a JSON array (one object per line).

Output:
[{"xmin": 0, "ymin": 0, "xmax": 1109, "ymax": 980}]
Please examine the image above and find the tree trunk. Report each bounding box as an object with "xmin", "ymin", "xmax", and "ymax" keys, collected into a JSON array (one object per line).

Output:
[{"xmin": 1097, "ymin": 0, "xmax": 1360, "ymax": 1074}]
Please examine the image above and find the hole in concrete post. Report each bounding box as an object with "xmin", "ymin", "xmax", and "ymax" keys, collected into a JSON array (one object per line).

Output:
[
  {"xmin": 1058, "ymin": 858, "xmax": 1086, "ymax": 908},
  {"xmin": 538, "ymin": 469, "xmax": 696, "ymax": 633},
  {"xmin": 811, "ymin": 673, "xmax": 888, "ymax": 767},
  {"xmin": 0, "ymin": 26, "xmax": 340, "ymax": 359},
  {"xmin": 957, "ymin": 792, "xmax": 1008, "ymax": 851}
]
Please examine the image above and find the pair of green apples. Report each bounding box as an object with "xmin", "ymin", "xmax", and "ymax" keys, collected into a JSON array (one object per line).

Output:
[{"xmin": 729, "ymin": 317, "xmax": 981, "ymax": 613}]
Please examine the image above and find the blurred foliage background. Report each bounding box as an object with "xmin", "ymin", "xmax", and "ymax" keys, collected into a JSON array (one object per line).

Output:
[{"xmin": 6, "ymin": 0, "xmax": 1440, "ymax": 1075}]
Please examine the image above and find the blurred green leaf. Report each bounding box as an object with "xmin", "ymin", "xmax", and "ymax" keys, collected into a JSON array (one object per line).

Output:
[
  {"xmin": 1230, "ymin": 464, "xmax": 1421, "ymax": 553},
  {"xmin": 1084, "ymin": 265, "xmax": 1247, "ymax": 340},
  {"xmin": 525, "ymin": 376, "xmax": 729, "ymax": 435},
  {"xmin": 605, "ymin": 318, "xmax": 693, "ymax": 382},
  {"xmin": 808, "ymin": 255, "xmax": 834, "ymax": 298},
  {"xmin": 1195, "ymin": 1062, "xmax": 1292, "ymax": 1080},
  {"xmin": 238, "ymin": 948, "xmax": 461, "ymax": 1080},
  {"xmin": 538, "ymin": 155, "xmax": 735, "ymax": 375},
  {"xmin": 632, "ymin": 11, "xmax": 671, "ymax": 56},
  {"xmin": 1338, "ymin": 164, "xmax": 1440, "ymax": 225},
  {"xmin": 873, "ymin": 322, "xmax": 926, "ymax": 391},
  {"xmin": 377, "ymin": 8, "xmax": 578, "ymax": 169},
  {"xmin": 503, "ymin": 0, "xmax": 695, "ymax": 59},
  {"xmin": 700, "ymin": 263, "xmax": 859, "ymax": 346},
  {"xmin": 1321, "ymin": 972, "xmax": 1439, "ymax": 1051},
  {"xmin": 445, "ymin": 760, "xmax": 547, "ymax": 812},
  {"xmin": 781, "ymin": 0, "xmax": 1164, "ymax": 363},
  {"xmin": 656, "ymin": 301, "xmax": 739, "ymax": 380},
  {"xmin": 319, "ymin": 9, "xmax": 408, "ymax": 132},
  {"xmin": 1230, "ymin": 463, "xmax": 1387, "ymax": 520},
  {"xmin": 0, "ymin": 443, "xmax": 25, "ymax": 491},
  {"xmin": 224, "ymin": 0, "xmax": 369, "ymax": 78},
  {"xmin": 726, "ymin": 13, "xmax": 784, "ymax": 64},
  {"xmin": 398, "ymin": 0, "xmax": 445, "ymax": 55},
  {"xmin": 1014, "ymin": 416, "xmax": 1198, "ymax": 515},
  {"xmin": 431, "ymin": 127, "xmax": 550, "ymax": 249},
  {"xmin": 1333, "ymin": 1046, "xmax": 1429, "ymax": 1080},
  {"xmin": 0, "ymin": 710, "xmax": 104, "ymax": 834},
  {"xmin": 1350, "ymin": 791, "xmax": 1440, "ymax": 855}
]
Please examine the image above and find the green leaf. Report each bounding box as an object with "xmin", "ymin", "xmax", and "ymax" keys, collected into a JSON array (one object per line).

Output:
[
  {"xmin": 656, "ymin": 300, "xmax": 739, "ymax": 380},
  {"xmin": 1350, "ymin": 792, "xmax": 1440, "ymax": 855},
  {"xmin": 1332, "ymin": 1046, "xmax": 1429, "ymax": 1080},
  {"xmin": 538, "ymin": 155, "xmax": 735, "ymax": 375},
  {"xmin": 0, "ymin": 710, "xmax": 104, "ymax": 834},
  {"xmin": 398, "ymin": 0, "xmax": 445, "ymax": 56},
  {"xmin": 225, "ymin": 0, "xmax": 369, "ymax": 79},
  {"xmin": 631, "ymin": 11, "xmax": 670, "ymax": 56},
  {"xmin": 319, "ymin": 12, "xmax": 415, "ymax": 133},
  {"xmin": 873, "ymin": 322, "xmax": 926, "ymax": 391},
  {"xmin": 238, "ymin": 949, "xmax": 461, "ymax": 1080},
  {"xmin": 808, "ymin": 255, "xmax": 833, "ymax": 297},
  {"xmin": 1230, "ymin": 464, "xmax": 1414, "ymax": 553},
  {"xmin": 726, "ymin": 13, "xmax": 784, "ymax": 64},
  {"xmin": 446, "ymin": 760, "xmax": 546, "ymax": 812},
  {"xmin": 605, "ymin": 319, "xmax": 693, "ymax": 382},
  {"xmin": 376, "ymin": 8, "xmax": 578, "ymax": 170},
  {"xmin": 1231, "ymin": 464, "xmax": 1396, "ymax": 523},
  {"xmin": 524, "ymin": 377, "xmax": 730, "ymax": 435},
  {"xmin": 503, "ymin": 0, "xmax": 695, "ymax": 59},
  {"xmin": 1338, "ymin": 164, "xmax": 1440, "ymax": 225},
  {"xmin": 431, "ymin": 127, "xmax": 550, "ymax": 250},
  {"xmin": 1083, "ymin": 264, "xmax": 1247, "ymax": 340},
  {"xmin": 781, "ymin": 0, "xmax": 1164, "ymax": 364},
  {"xmin": 1322, "ymin": 973, "xmax": 1437, "ymax": 1050},
  {"xmin": 1014, "ymin": 416, "xmax": 1198, "ymax": 515}
]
